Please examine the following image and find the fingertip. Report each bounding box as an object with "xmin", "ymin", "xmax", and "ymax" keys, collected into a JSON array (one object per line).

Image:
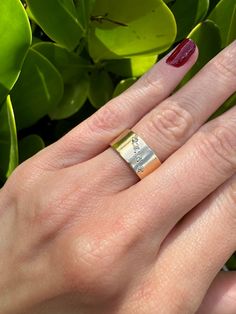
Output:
[{"xmin": 165, "ymin": 38, "xmax": 198, "ymax": 68}]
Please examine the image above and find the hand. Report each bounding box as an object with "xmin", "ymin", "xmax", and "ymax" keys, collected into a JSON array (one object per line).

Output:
[{"xmin": 1, "ymin": 39, "xmax": 236, "ymax": 314}]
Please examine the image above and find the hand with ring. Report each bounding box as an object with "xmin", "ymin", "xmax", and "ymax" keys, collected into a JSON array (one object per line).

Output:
[{"xmin": 1, "ymin": 39, "xmax": 236, "ymax": 314}]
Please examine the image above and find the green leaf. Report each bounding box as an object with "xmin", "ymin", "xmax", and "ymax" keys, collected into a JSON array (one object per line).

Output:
[
  {"xmin": 49, "ymin": 74, "xmax": 89, "ymax": 120},
  {"xmin": 209, "ymin": 0, "xmax": 236, "ymax": 47},
  {"xmin": 31, "ymin": 36, "xmax": 42, "ymax": 45},
  {"xmin": 227, "ymin": 6, "xmax": 236, "ymax": 45},
  {"xmin": 33, "ymin": 42, "xmax": 90, "ymax": 119},
  {"xmin": 26, "ymin": 4, "xmax": 37, "ymax": 23},
  {"xmin": 10, "ymin": 49, "xmax": 64, "ymax": 130},
  {"xmin": 32, "ymin": 42, "xmax": 90, "ymax": 83},
  {"xmin": 171, "ymin": 0, "xmax": 209, "ymax": 41},
  {"xmin": 19, "ymin": 134, "xmax": 45, "ymax": 163},
  {"xmin": 88, "ymin": 70, "xmax": 114, "ymax": 109},
  {"xmin": 226, "ymin": 254, "xmax": 236, "ymax": 270},
  {"xmin": 105, "ymin": 55, "xmax": 157, "ymax": 77},
  {"xmin": 113, "ymin": 78, "xmax": 137, "ymax": 97},
  {"xmin": 0, "ymin": 96, "xmax": 18, "ymax": 180},
  {"xmin": 88, "ymin": 0, "xmax": 176, "ymax": 62},
  {"xmin": 26, "ymin": 0, "xmax": 85, "ymax": 50},
  {"xmin": 74, "ymin": 0, "xmax": 96, "ymax": 32},
  {"xmin": 0, "ymin": 0, "xmax": 31, "ymax": 106},
  {"xmin": 179, "ymin": 20, "xmax": 221, "ymax": 87},
  {"xmin": 209, "ymin": 0, "xmax": 221, "ymax": 12}
]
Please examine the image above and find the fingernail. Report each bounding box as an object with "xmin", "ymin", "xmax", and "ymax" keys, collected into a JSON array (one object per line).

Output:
[{"xmin": 166, "ymin": 38, "xmax": 196, "ymax": 67}]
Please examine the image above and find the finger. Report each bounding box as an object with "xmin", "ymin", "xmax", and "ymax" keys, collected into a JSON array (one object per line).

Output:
[
  {"xmin": 152, "ymin": 173, "xmax": 236, "ymax": 313},
  {"xmin": 120, "ymin": 104, "xmax": 236, "ymax": 241},
  {"xmin": 197, "ymin": 271, "xmax": 236, "ymax": 314},
  {"xmin": 39, "ymin": 39, "xmax": 198, "ymax": 169},
  {"xmin": 135, "ymin": 41, "xmax": 236, "ymax": 160},
  {"xmin": 98, "ymin": 40, "xmax": 236, "ymax": 189}
]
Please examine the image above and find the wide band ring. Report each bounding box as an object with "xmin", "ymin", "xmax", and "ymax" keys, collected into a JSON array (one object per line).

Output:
[{"xmin": 110, "ymin": 129, "xmax": 161, "ymax": 179}]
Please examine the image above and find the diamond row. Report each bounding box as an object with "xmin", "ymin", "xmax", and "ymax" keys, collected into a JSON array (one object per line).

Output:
[{"xmin": 131, "ymin": 135, "xmax": 144, "ymax": 172}]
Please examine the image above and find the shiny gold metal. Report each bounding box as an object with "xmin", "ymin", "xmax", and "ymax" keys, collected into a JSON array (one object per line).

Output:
[{"xmin": 110, "ymin": 129, "xmax": 161, "ymax": 179}]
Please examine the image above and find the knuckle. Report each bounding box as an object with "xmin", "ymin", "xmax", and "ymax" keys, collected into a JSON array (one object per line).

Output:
[
  {"xmin": 61, "ymin": 232, "xmax": 124, "ymax": 298},
  {"xmin": 146, "ymin": 101, "xmax": 194, "ymax": 145},
  {"xmin": 86, "ymin": 101, "xmax": 123, "ymax": 134},
  {"xmin": 59, "ymin": 210, "xmax": 145, "ymax": 299},
  {"xmin": 210, "ymin": 51, "xmax": 236, "ymax": 86},
  {"xmin": 4, "ymin": 160, "xmax": 41, "ymax": 197},
  {"xmin": 197, "ymin": 125, "xmax": 236, "ymax": 173},
  {"xmin": 141, "ymin": 69, "xmax": 165, "ymax": 94}
]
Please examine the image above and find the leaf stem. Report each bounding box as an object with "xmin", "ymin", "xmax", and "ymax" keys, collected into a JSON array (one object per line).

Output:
[{"xmin": 90, "ymin": 13, "xmax": 128, "ymax": 27}]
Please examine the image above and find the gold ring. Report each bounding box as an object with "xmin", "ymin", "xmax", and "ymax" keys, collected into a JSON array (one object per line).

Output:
[{"xmin": 110, "ymin": 129, "xmax": 161, "ymax": 179}]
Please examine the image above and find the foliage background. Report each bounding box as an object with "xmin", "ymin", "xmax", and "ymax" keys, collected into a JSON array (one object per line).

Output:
[{"xmin": 0, "ymin": 0, "xmax": 236, "ymax": 266}]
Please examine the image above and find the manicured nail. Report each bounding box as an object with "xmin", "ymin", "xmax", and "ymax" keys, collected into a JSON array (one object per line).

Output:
[{"xmin": 166, "ymin": 38, "xmax": 196, "ymax": 67}]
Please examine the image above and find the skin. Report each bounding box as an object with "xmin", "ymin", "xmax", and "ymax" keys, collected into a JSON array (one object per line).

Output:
[{"xmin": 0, "ymin": 40, "xmax": 236, "ymax": 314}]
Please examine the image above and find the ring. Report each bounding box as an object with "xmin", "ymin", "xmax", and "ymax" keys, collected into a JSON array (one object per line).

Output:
[{"xmin": 110, "ymin": 129, "xmax": 161, "ymax": 179}]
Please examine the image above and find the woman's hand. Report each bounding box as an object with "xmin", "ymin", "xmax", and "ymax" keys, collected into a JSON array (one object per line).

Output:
[{"xmin": 1, "ymin": 39, "xmax": 236, "ymax": 314}]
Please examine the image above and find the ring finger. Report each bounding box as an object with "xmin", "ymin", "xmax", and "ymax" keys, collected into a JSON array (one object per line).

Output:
[{"xmin": 96, "ymin": 40, "xmax": 236, "ymax": 190}]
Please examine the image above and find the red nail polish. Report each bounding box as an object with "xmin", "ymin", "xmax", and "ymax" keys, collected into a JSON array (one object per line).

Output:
[{"xmin": 166, "ymin": 39, "xmax": 196, "ymax": 67}]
